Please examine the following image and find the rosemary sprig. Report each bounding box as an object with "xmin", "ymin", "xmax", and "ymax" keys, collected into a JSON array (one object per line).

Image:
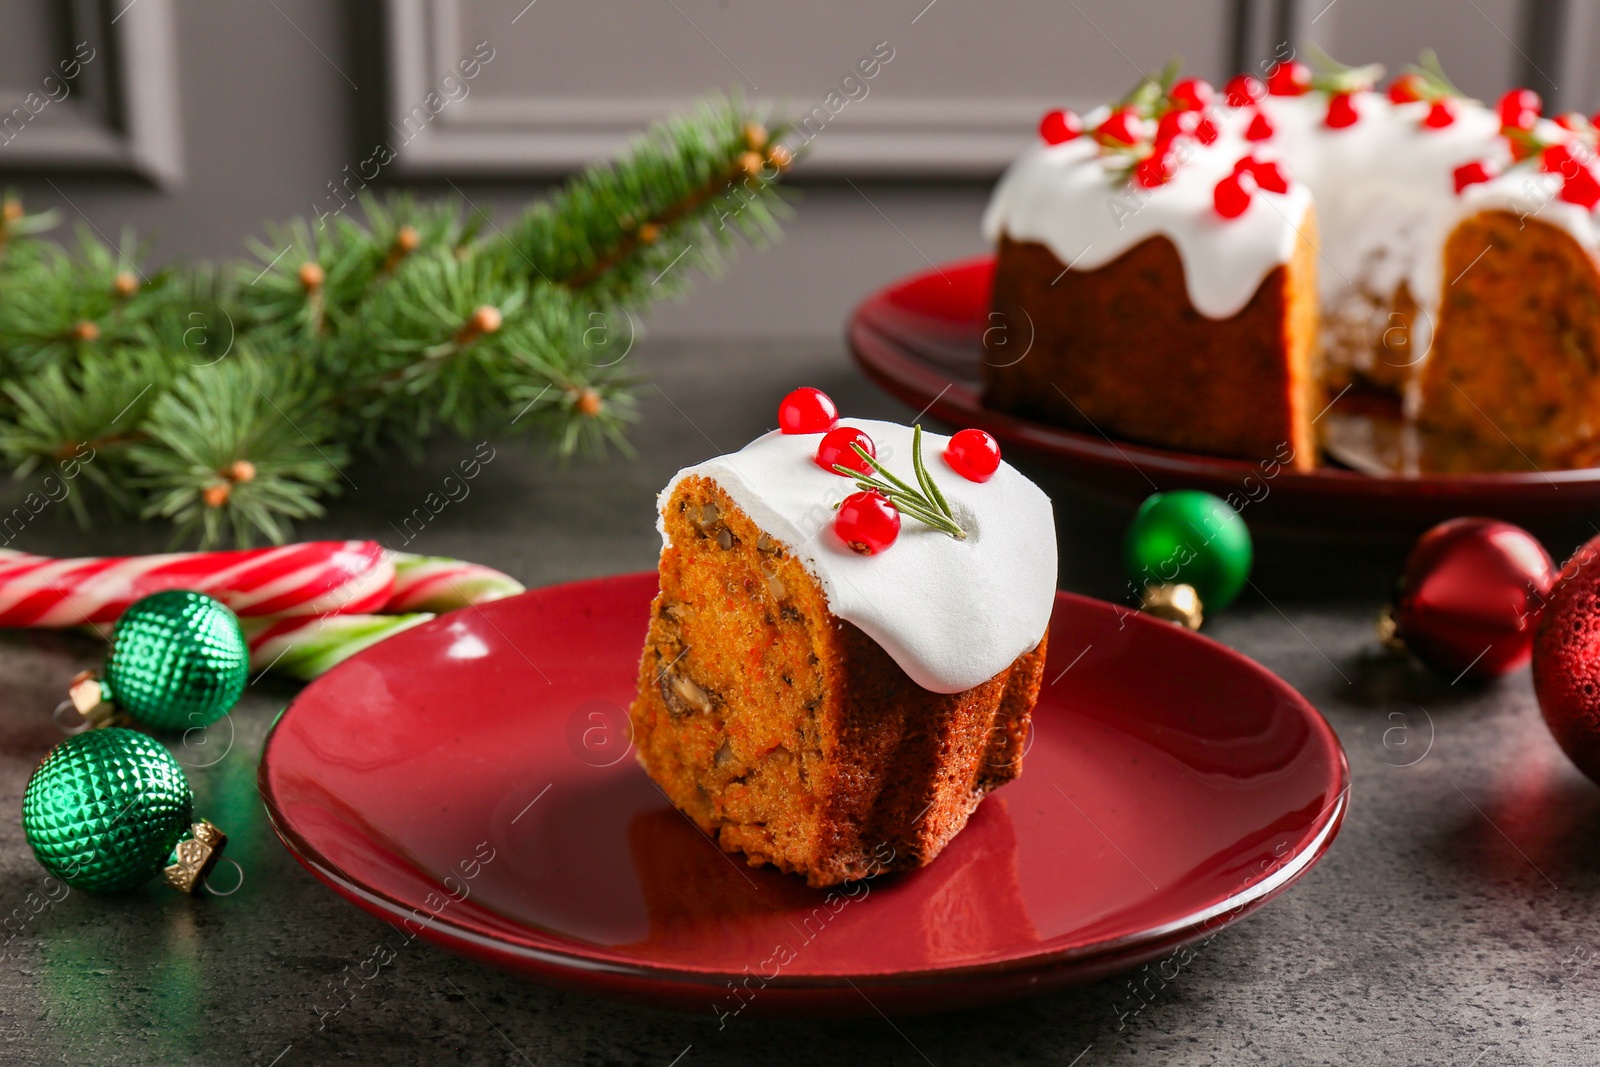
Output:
[
  {"xmin": 1302, "ymin": 42, "xmax": 1384, "ymax": 95},
  {"xmin": 833, "ymin": 424, "xmax": 966, "ymax": 540},
  {"xmin": 1404, "ymin": 48, "xmax": 1475, "ymax": 104}
]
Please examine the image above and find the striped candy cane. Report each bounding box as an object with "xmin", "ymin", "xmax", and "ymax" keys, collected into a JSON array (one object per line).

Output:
[
  {"xmin": 383, "ymin": 552, "xmax": 524, "ymax": 613},
  {"xmin": 243, "ymin": 612, "xmax": 436, "ymax": 681},
  {"xmin": 0, "ymin": 541, "xmax": 394, "ymax": 627}
]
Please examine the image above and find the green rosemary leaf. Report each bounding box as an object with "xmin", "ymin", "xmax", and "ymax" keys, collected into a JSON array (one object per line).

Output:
[{"xmin": 910, "ymin": 424, "xmax": 954, "ymax": 521}]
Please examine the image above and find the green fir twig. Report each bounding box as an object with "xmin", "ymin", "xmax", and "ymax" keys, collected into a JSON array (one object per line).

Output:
[{"xmin": 0, "ymin": 92, "xmax": 793, "ymax": 548}]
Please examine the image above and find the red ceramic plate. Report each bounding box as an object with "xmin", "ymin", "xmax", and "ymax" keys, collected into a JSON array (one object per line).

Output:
[
  {"xmin": 848, "ymin": 256, "xmax": 1600, "ymax": 538},
  {"xmin": 260, "ymin": 574, "xmax": 1349, "ymax": 1017}
]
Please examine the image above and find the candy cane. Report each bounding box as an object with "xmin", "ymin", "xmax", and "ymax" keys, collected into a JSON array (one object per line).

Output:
[
  {"xmin": 383, "ymin": 552, "xmax": 524, "ymax": 613},
  {"xmin": 0, "ymin": 542, "xmax": 394, "ymax": 627},
  {"xmin": 243, "ymin": 612, "xmax": 435, "ymax": 681}
]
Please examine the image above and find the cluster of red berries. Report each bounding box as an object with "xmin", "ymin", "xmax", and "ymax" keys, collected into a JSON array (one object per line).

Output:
[
  {"xmin": 1383, "ymin": 71, "xmax": 1459, "ymax": 128},
  {"xmin": 1214, "ymin": 155, "xmax": 1291, "ymax": 219},
  {"xmin": 1038, "ymin": 77, "xmax": 1220, "ymax": 193},
  {"xmin": 776, "ymin": 387, "xmax": 1001, "ymax": 554},
  {"xmin": 1451, "ymin": 89, "xmax": 1600, "ymax": 208},
  {"xmin": 1037, "ymin": 71, "xmax": 1302, "ymax": 220}
]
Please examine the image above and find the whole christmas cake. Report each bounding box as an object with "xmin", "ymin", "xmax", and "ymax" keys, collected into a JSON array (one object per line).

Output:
[
  {"xmin": 629, "ymin": 389, "xmax": 1057, "ymax": 886},
  {"xmin": 983, "ymin": 54, "xmax": 1600, "ymax": 469}
]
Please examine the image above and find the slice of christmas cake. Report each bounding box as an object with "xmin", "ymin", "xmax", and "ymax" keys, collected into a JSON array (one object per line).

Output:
[{"xmin": 629, "ymin": 388, "xmax": 1057, "ymax": 886}]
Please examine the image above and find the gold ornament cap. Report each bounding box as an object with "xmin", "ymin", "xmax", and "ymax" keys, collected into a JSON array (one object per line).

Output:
[
  {"xmin": 164, "ymin": 819, "xmax": 228, "ymax": 894},
  {"xmin": 1376, "ymin": 605, "xmax": 1407, "ymax": 652},
  {"xmin": 61, "ymin": 669, "xmax": 123, "ymax": 731},
  {"xmin": 1140, "ymin": 583, "xmax": 1204, "ymax": 630}
]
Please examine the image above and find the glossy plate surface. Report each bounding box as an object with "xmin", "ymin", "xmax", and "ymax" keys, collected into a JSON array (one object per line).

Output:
[
  {"xmin": 848, "ymin": 256, "xmax": 1600, "ymax": 538},
  {"xmin": 260, "ymin": 573, "xmax": 1349, "ymax": 1016}
]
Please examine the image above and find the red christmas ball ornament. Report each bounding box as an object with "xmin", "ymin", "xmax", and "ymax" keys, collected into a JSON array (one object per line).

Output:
[
  {"xmin": 1534, "ymin": 534, "xmax": 1600, "ymax": 783},
  {"xmin": 777, "ymin": 387, "xmax": 838, "ymax": 434},
  {"xmin": 816, "ymin": 426, "xmax": 875, "ymax": 475},
  {"xmin": 1387, "ymin": 517, "xmax": 1556, "ymax": 681},
  {"xmin": 835, "ymin": 491, "xmax": 900, "ymax": 555}
]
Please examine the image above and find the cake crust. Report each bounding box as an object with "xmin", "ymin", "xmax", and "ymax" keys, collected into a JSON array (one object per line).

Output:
[
  {"xmin": 985, "ymin": 226, "xmax": 1321, "ymax": 470},
  {"xmin": 630, "ymin": 475, "xmax": 1047, "ymax": 887}
]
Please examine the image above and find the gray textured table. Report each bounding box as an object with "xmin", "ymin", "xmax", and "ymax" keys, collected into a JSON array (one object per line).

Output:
[{"xmin": 0, "ymin": 338, "xmax": 1595, "ymax": 1067}]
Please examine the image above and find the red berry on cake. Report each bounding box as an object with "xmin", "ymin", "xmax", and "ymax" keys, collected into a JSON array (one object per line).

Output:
[
  {"xmin": 1135, "ymin": 150, "xmax": 1175, "ymax": 189},
  {"xmin": 1224, "ymin": 75, "xmax": 1265, "ymax": 108},
  {"xmin": 1266, "ymin": 60, "xmax": 1312, "ymax": 96},
  {"xmin": 777, "ymin": 387, "xmax": 838, "ymax": 434},
  {"xmin": 1453, "ymin": 160, "xmax": 1495, "ymax": 193},
  {"xmin": 1560, "ymin": 167, "xmax": 1600, "ymax": 209},
  {"xmin": 816, "ymin": 426, "xmax": 876, "ymax": 475},
  {"xmin": 1542, "ymin": 143, "xmax": 1577, "ymax": 175},
  {"xmin": 1039, "ymin": 109, "xmax": 1082, "ymax": 145},
  {"xmin": 1325, "ymin": 92, "xmax": 1359, "ymax": 129},
  {"xmin": 1193, "ymin": 114, "xmax": 1220, "ymax": 145},
  {"xmin": 1214, "ymin": 171, "xmax": 1256, "ymax": 218},
  {"xmin": 1235, "ymin": 155, "xmax": 1289, "ymax": 193},
  {"xmin": 1170, "ymin": 78, "xmax": 1214, "ymax": 111},
  {"xmin": 1154, "ymin": 109, "xmax": 1194, "ymax": 146},
  {"xmin": 1096, "ymin": 107, "xmax": 1144, "ymax": 146},
  {"xmin": 1422, "ymin": 99, "xmax": 1457, "ymax": 128},
  {"xmin": 944, "ymin": 428, "xmax": 1002, "ymax": 482},
  {"xmin": 1387, "ymin": 74, "xmax": 1426, "ymax": 103},
  {"xmin": 1497, "ymin": 88, "xmax": 1541, "ymax": 131},
  {"xmin": 835, "ymin": 490, "xmax": 900, "ymax": 554},
  {"xmin": 1245, "ymin": 110, "xmax": 1275, "ymax": 141}
]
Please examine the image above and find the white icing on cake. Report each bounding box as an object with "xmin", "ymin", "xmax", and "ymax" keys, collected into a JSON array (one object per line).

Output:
[
  {"xmin": 982, "ymin": 90, "xmax": 1600, "ymax": 383},
  {"xmin": 657, "ymin": 418, "xmax": 1058, "ymax": 695}
]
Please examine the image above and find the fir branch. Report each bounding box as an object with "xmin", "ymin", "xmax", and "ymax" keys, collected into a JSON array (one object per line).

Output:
[
  {"xmin": 129, "ymin": 355, "xmax": 346, "ymax": 547},
  {"xmin": 508, "ymin": 94, "xmax": 793, "ymax": 304},
  {"xmin": 0, "ymin": 348, "xmax": 168, "ymax": 522},
  {"xmin": 0, "ymin": 93, "xmax": 792, "ymax": 548}
]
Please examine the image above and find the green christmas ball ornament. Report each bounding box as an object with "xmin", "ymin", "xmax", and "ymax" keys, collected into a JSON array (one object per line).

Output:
[
  {"xmin": 102, "ymin": 590, "xmax": 249, "ymax": 732},
  {"xmin": 23, "ymin": 728, "xmax": 195, "ymax": 892},
  {"xmin": 1124, "ymin": 490, "xmax": 1253, "ymax": 623}
]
